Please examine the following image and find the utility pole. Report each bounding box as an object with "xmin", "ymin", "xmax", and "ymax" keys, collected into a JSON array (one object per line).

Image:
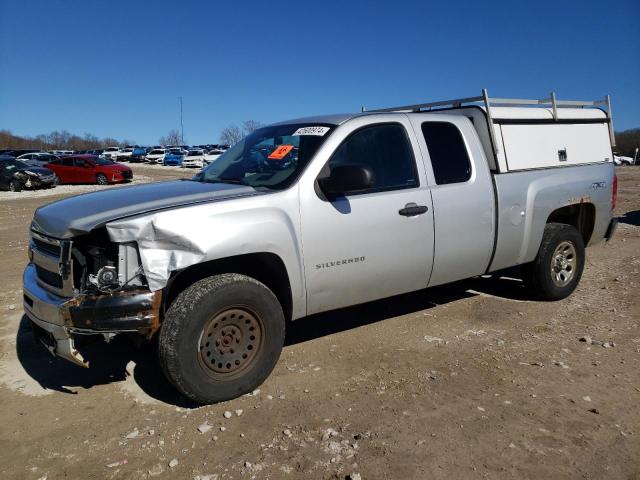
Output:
[{"xmin": 180, "ymin": 96, "xmax": 184, "ymax": 144}]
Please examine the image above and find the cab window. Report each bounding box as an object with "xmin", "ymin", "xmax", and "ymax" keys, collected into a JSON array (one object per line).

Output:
[
  {"xmin": 421, "ymin": 122, "xmax": 472, "ymax": 185},
  {"xmin": 327, "ymin": 123, "xmax": 418, "ymax": 194}
]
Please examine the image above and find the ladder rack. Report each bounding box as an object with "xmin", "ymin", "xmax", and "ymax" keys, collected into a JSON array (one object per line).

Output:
[{"xmin": 363, "ymin": 89, "xmax": 615, "ymax": 149}]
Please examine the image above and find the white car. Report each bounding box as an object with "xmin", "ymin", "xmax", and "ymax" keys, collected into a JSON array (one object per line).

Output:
[
  {"xmin": 204, "ymin": 149, "xmax": 224, "ymax": 165},
  {"xmin": 117, "ymin": 147, "xmax": 135, "ymax": 161},
  {"xmin": 101, "ymin": 147, "xmax": 121, "ymax": 160},
  {"xmin": 613, "ymin": 155, "xmax": 634, "ymax": 166},
  {"xmin": 145, "ymin": 148, "xmax": 167, "ymax": 164},
  {"xmin": 182, "ymin": 149, "xmax": 205, "ymax": 168}
]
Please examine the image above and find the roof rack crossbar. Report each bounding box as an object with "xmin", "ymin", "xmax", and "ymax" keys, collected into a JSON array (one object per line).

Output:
[
  {"xmin": 363, "ymin": 89, "xmax": 615, "ymax": 149},
  {"xmin": 365, "ymin": 90, "xmax": 610, "ymax": 113}
]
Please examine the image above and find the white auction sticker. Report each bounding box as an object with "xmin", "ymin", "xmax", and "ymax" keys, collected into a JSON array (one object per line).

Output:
[{"xmin": 292, "ymin": 126, "xmax": 330, "ymax": 136}]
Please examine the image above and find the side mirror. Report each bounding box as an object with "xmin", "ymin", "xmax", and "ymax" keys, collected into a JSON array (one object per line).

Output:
[{"xmin": 318, "ymin": 164, "xmax": 375, "ymax": 198}]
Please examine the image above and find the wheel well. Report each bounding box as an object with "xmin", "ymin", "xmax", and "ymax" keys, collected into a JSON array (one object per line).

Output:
[
  {"xmin": 164, "ymin": 253, "xmax": 293, "ymax": 321},
  {"xmin": 546, "ymin": 203, "xmax": 595, "ymax": 245}
]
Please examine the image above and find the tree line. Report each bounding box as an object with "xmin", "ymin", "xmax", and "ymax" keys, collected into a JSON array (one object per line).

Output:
[
  {"xmin": 615, "ymin": 128, "xmax": 640, "ymax": 159},
  {"xmin": 0, "ymin": 129, "xmax": 136, "ymax": 151}
]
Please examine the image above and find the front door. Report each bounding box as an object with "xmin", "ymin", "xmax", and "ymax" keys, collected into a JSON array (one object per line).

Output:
[
  {"xmin": 73, "ymin": 157, "xmax": 94, "ymax": 183},
  {"xmin": 299, "ymin": 119, "xmax": 435, "ymax": 315}
]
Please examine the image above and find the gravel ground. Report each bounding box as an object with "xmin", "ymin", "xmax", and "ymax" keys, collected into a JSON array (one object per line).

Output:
[{"xmin": 0, "ymin": 166, "xmax": 638, "ymax": 480}]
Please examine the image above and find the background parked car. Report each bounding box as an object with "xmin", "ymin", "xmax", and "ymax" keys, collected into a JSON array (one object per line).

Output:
[
  {"xmin": 16, "ymin": 152, "xmax": 59, "ymax": 166},
  {"xmin": 101, "ymin": 147, "xmax": 121, "ymax": 160},
  {"xmin": 129, "ymin": 146, "xmax": 149, "ymax": 163},
  {"xmin": 164, "ymin": 150, "xmax": 184, "ymax": 166},
  {"xmin": 0, "ymin": 156, "xmax": 57, "ymax": 191},
  {"xmin": 116, "ymin": 146, "xmax": 135, "ymax": 161},
  {"xmin": 182, "ymin": 148, "xmax": 205, "ymax": 168},
  {"xmin": 204, "ymin": 148, "xmax": 223, "ymax": 165},
  {"xmin": 614, "ymin": 155, "xmax": 635, "ymax": 166},
  {"xmin": 145, "ymin": 148, "xmax": 166, "ymax": 164},
  {"xmin": 46, "ymin": 155, "xmax": 132, "ymax": 185}
]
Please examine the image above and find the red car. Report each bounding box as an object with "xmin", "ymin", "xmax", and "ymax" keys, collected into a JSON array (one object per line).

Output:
[{"xmin": 46, "ymin": 155, "xmax": 133, "ymax": 185}]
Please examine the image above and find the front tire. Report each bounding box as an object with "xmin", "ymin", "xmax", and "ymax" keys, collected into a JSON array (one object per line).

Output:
[
  {"xmin": 9, "ymin": 180, "xmax": 21, "ymax": 192},
  {"xmin": 522, "ymin": 223, "xmax": 585, "ymax": 301},
  {"xmin": 159, "ymin": 274, "xmax": 285, "ymax": 404},
  {"xmin": 96, "ymin": 173, "xmax": 108, "ymax": 185}
]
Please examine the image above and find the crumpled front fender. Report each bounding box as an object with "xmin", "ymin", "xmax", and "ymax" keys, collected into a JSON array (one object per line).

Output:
[{"xmin": 106, "ymin": 194, "xmax": 306, "ymax": 317}]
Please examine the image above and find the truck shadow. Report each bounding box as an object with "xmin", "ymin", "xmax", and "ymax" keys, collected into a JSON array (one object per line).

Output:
[
  {"xmin": 15, "ymin": 271, "xmax": 530, "ymax": 407},
  {"xmin": 15, "ymin": 316, "xmax": 195, "ymax": 407},
  {"xmin": 285, "ymin": 269, "xmax": 530, "ymax": 345},
  {"xmin": 619, "ymin": 210, "xmax": 640, "ymax": 226}
]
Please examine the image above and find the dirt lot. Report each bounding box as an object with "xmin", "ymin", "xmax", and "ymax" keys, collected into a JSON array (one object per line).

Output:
[{"xmin": 0, "ymin": 165, "xmax": 638, "ymax": 480}]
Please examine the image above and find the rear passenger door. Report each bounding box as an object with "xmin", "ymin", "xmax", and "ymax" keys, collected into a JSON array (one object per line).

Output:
[
  {"xmin": 299, "ymin": 116, "xmax": 435, "ymax": 315},
  {"xmin": 52, "ymin": 158, "xmax": 76, "ymax": 183},
  {"xmin": 409, "ymin": 116, "xmax": 495, "ymax": 286}
]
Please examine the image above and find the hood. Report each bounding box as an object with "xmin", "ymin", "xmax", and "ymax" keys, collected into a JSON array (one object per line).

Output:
[
  {"xmin": 20, "ymin": 166, "xmax": 53, "ymax": 176},
  {"xmin": 32, "ymin": 180, "xmax": 260, "ymax": 238}
]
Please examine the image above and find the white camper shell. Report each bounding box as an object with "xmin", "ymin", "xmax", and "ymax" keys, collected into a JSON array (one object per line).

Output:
[{"xmin": 366, "ymin": 90, "xmax": 614, "ymax": 174}]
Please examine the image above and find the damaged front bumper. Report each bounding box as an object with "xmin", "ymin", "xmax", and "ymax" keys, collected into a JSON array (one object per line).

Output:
[{"xmin": 22, "ymin": 263, "xmax": 162, "ymax": 367}]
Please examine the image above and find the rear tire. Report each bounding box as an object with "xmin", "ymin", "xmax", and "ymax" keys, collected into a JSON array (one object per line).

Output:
[
  {"xmin": 9, "ymin": 180, "xmax": 21, "ymax": 192},
  {"xmin": 96, "ymin": 173, "xmax": 108, "ymax": 185},
  {"xmin": 522, "ymin": 223, "xmax": 585, "ymax": 301},
  {"xmin": 159, "ymin": 273, "xmax": 285, "ymax": 404}
]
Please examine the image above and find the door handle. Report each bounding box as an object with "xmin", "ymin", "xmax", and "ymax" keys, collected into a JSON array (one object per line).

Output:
[{"xmin": 398, "ymin": 203, "xmax": 429, "ymax": 217}]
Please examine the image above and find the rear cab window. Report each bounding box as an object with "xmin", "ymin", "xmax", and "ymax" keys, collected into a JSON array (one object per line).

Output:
[{"xmin": 420, "ymin": 122, "xmax": 472, "ymax": 185}]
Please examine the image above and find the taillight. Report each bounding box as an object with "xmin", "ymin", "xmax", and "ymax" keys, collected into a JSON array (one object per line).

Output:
[{"xmin": 612, "ymin": 174, "xmax": 618, "ymax": 210}]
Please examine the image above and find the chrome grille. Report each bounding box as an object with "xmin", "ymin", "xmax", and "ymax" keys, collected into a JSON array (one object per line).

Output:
[
  {"xmin": 35, "ymin": 265, "xmax": 63, "ymax": 289},
  {"xmin": 32, "ymin": 237, "xmax": 60, "ymax": 257},
  {"xmin": 30, "ymin": 230, "xmax": 74, "ymax": 296}
]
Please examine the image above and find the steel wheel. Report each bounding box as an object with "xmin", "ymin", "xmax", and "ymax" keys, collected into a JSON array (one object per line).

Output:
[
  {"xmin": 550, "ymin": 240, "xmax": 576, "ymax": 287},
  {"xmin": 197, "ymin": 307, "xmax": 264, "ymax": 379}
]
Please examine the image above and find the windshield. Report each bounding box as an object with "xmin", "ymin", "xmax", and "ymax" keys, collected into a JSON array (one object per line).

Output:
[
  {"xmin": 196, "ymin": 123, "xmax": 333, "ymax": 190},
  {"xmin": 187, "ymin": 151, "xmax": 203, "ymax": 156},
  {"xmin": 149, "ymin": 149, "xmax": 164, "ymax": 155}
]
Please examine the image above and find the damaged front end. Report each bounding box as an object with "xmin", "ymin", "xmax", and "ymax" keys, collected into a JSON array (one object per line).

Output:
[{"xmin": 23, "ymin": 228, "xmax": 161, "ymax": 367}]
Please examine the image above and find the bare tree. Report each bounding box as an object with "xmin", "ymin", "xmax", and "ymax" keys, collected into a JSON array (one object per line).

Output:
[
  {"xmin": 242, "ymin": 120, "xmax": 264, "ymax": 135},
  {"xmin": 219, "ymin": 120, "xmax": 263, "ymax": 146},
  {"xmin": 220, "ymin": 125, "xmax": 243, "ymax": 146},
  {"xmin": 159, "ymin": 129, "xmax": 182, "ymax": 146}
]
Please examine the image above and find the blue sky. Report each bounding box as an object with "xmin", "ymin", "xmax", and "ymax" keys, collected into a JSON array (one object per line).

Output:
[{"xmin": 0, "ymin": 0, "xmax": 638, "ymax": 145}]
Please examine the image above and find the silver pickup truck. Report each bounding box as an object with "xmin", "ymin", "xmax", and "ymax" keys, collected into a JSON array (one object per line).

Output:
[{"xmin": 23, "ymin": 90, "xmax": 618, "ymax": 404}]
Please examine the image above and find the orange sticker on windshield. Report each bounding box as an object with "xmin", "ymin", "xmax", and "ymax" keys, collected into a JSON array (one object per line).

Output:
[{"xmin": 268, "ymin": 144, "xmax": 294, "ymax": 160}]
